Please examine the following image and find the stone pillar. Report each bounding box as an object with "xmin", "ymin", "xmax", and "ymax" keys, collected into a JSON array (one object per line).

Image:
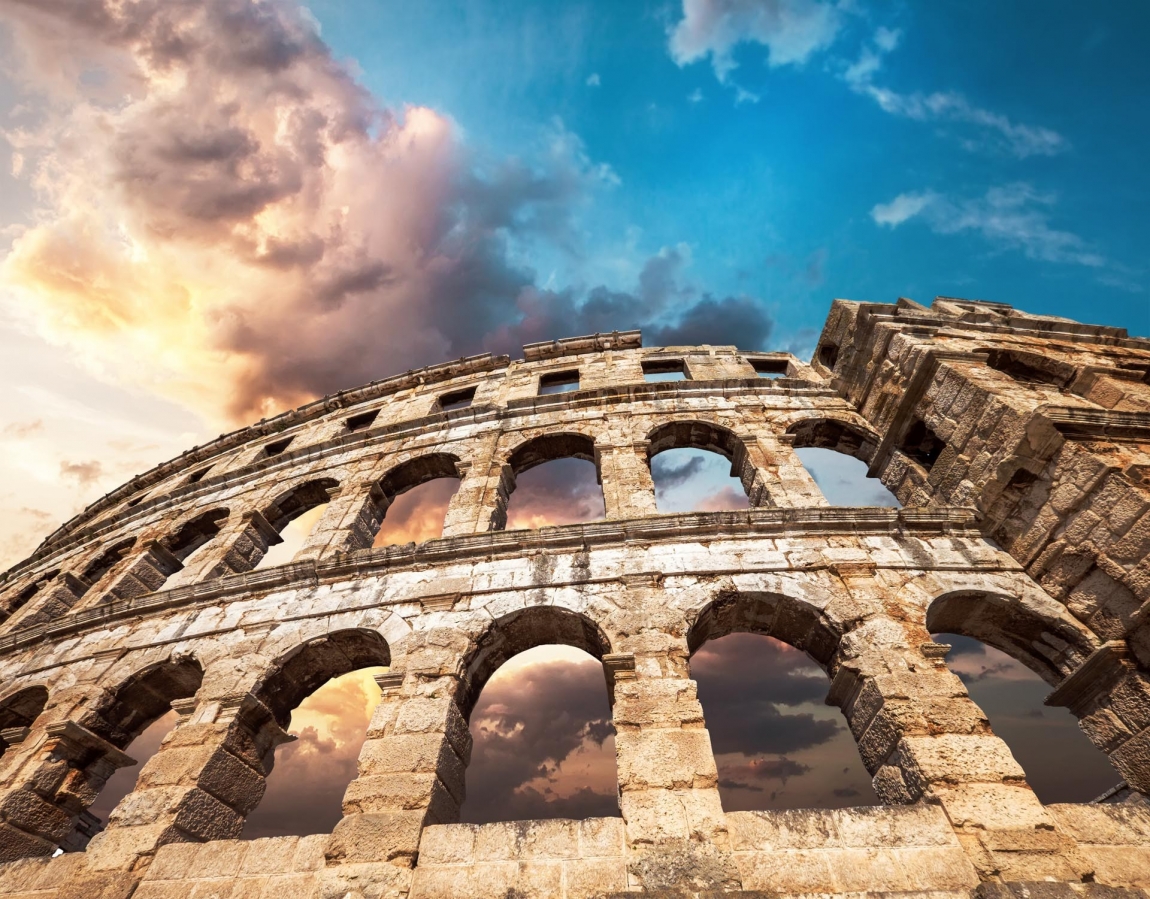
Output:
[
  {"xmin": 0, "ymin": 709, "xmax": 135, "ymax": 862},
  {"xmin": 1046, "ymin": 640, "xmax": 1150, "ymax": 796},
  {"xmin": 830, "ymin": 611, "xmax": 1088, "ymax": 883},
  {"xmin": 294, "ymin": 481, "xmax": 384, "ymax": 561},
  {"xmin": 442, "ymin": 435, "xmax": 513, "ymax": 535},
  {"xmin": 330, "ymin": 669, "xmax": 469, "ymax": 869},
  {"xmin": 737, "ymin": 433, "xmax": 829, "ymax": 509},
  {"xmin": 7, "ymin": 573, "xmax": 88, "ymax": 629},
  {"xmin": 166, "ymin": 510, "xmax": 283, "ymax": 588},
  {"xmin": 83, "ymin": 691, "xmax": 292, "ymax": 871},
  {"xmin": 597, "ymin": 441, "xmax": 659, "ymax": 520},
  {"xmin": 610, "ymin": 630, "xmax": 740, "ymax": 892}
]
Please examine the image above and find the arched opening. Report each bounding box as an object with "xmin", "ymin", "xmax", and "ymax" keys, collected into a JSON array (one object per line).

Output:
[
  {"xmin": 788, "ymin": 419, "xmax": 899, "ymax": 507},
  {"xmin": 1, "ymin": 571, "xmax": 58, "ymax": 623},
  {"xmin": 926, "ymin": 591, "xmax": 1118, "ymax": 803},
  {"xmin": 458, "ymin": 607, "xmax": 620, "ymax": 823},
  {"xmin": 0, "ymin": 686, "xmax": 48, "ymax": 755},
  {"xmin": 688, "ymin": 593, "xmax": 877, "ymax": 811},
  {"xmin": 931, "ymin": 633, "xmax": 1117, "ymax": 803},
  {"xmin": 372, "ymin": 454, "xmax": 462, "ymax": 547},
  {"xmin": 255, "ymin": 478, "xmax": 339, "ymax": 568},
  {"xmin": 78, "ymin": 538, "xmax": 137, "ymax": 596},
  {"xmin": 164, "ymin": 509, "xmax": 228, "ymax": 565},
  {"xmin": 243, "ymin": 629, "xmax": 390, "ymax": 838},
  {"xmin": 647, "ymin": 421, "xmax": 751, "ymax": 513},
  {"xmin": 503, "ymin": 434, "xmax": 605, "ymax": 530},
  {"xmin": 77, "ymin": 657, "xmax": 204, "ymax": 851}
]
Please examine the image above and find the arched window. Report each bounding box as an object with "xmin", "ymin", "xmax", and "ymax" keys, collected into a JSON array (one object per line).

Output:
[
  {"xmin": 243, "ymin": 629, "xmax": 390, "ymax": 838},
  {"xmin": 502, "ymin": 434, "xmax": 605, "ymax": 530},
  {"xmin": 688, "ymin": 593, "xmax": 877, "ymax": 811},
  {"xmin": 75, "ymin": 657, "xmax": 204, "ymax": 851},
  {"xmin": 164, "ymin": 509, "xmax": 228, "ymax": 565},
  {"xmin": 458, "ymin": 608, "xmax": 620, "ymax": 823},
  {"xmin": 78, "ymin": 538, "xmax": 137, "ymax": 595},
  {"xmin": 1, "ymin": 571, "xmax": 58, "ymax": 624},
  {"xmin": 930, "ymin": 633, "xmax": 1117, "ymax": 802},
  {"xmin": 372, "ymin": 454, "xmax": 462, "ymax": 547},
  {"xmin": 255, "ymin": 478, "xmax": 339, "ymax": 568},
  {"xmin": 647, "ymin": 421, "xmax": 751, "ymax": 513},
  {"xmin": 0, "ymin": 686, "xmax": 48, "ymax": 755},
  {"xmin": 788, "ymin": 419, "xmax": 899, "ymax": 507}
]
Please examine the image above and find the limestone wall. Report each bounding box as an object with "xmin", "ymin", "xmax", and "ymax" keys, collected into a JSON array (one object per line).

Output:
[{"xmin": 0, "ymin": 322, "xmax": 1148, "ymax": 898}]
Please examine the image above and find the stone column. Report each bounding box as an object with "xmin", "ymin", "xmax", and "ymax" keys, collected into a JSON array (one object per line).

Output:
[
  {"xmin": 83, "ymin": 691, "xmax": 292, "ymax": 871},
  {"xmin": 93, "ymin": 542, "xmax": 185, "ymax": 604},
  {"xmin": 610, "ymin": 623, "xmax": 740, "ymax": 892},
  {"xmin": 442, "ymin": 434, "xmax": 513, "ymax": 535},
  {"xmin": 294, "ymin": 481, "xmax": 384, "ymax": 561},
  {"xmin": 830, "ymin": 605, "xmax": 1088, "ymax": 883},
  {"xmin": 165, "ymin": 510, "xmax": 283, "ymax": 588},
  {"xmin": 0, "ymin": 716, "xmax": 135, "ymax": 862},
  {"xmin": 597, "ymin": 441, "xmax": 659, "ymax": 520},
  {"xmin": 736, "ymin": 433, "xmax": 829, "ymax": 509},
  {"xmin": 1045, "ymin": 640, "xmax": 1150, "ymax": 796},
  {"xmin": 329, "ymin": 639, "xmax": 469, "ymax": 870}
]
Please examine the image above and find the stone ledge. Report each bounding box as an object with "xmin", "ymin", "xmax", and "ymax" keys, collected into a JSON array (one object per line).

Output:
[{"xmin": 0, "ymin": 507, "xmax": 980, "ymax": 659}]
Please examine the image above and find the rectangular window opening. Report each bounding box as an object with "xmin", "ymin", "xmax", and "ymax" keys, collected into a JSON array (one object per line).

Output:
[
  {"xmin": 264, "ymin": 437, "xmax": 293, "ymax": 458},
  {"xmin": 749, "ymin": 358, "xmax": 789, "ymax": 379},
  {"xmin": 538, "ymin": 370, "xmax": 581, "ymax": 395},
  {"xmin": 642, "ymin": 359, "xmax": 688, "ymax": 383},
  {"xmin": 899, "ymin": 419, "xmax": 946, "ymax": 470},
  {"xmin": 346, "ymin": 409, "xmax": 380, "ymax": 432},
  {"xmin": 126, "ymin": 497, "xmax": 144, "ymax": 508},
  {"xmin": 438, "ymin": 387, "xmax": 476, "ymax": 412},
  {"xmin": 818, "ymin": 343, "xmax": 839, "ymax": 369},
  {"xmin": 186, "ymin": 467, "xmax": 210, "ymax": 484}
]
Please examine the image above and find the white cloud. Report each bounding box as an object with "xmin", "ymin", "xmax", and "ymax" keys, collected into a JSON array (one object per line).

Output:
[
  {"xmin": 841, "ymin": 28, "xmax": 1065, "ymax": 159},
  {"xmin": 688, "ymin": 88, "xmax": 705, "ymax": 103},
  {"xmin": 870, "ymin": 191, "xmax": 936, "ymax": 227},
  {"xmin": 586, "ymin": 73, "xmax": 601, "ymax": 87},
  {"xmin": 669, "ymin": 0, "xmax": 844, "ymax": 82},
  {"xmin": 871, "ymin": 183, "xmax": 1107, "ymax": 268}
]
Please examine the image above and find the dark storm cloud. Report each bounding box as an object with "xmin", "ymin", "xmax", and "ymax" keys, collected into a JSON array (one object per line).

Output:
[
  {"xmin": 504, "ymin": 457, "xmax": 606, "ymax": 530},
  {"xmin": 651, "ymin": 453, "xmax": 708, "ymax": 491},
  {"xmin": 462, "ymin": 656, "xmax": 618, "ymax": 823}
]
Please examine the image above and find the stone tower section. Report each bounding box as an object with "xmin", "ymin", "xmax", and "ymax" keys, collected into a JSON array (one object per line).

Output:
[{"xmin": 0, "ymin": 309, "xmax": 1145, "ymax": 898}]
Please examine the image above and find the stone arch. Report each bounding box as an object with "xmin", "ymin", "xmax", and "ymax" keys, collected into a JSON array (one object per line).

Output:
[
  {"xmin": 78, "ymin": 537, "xmax": 138, "ymax": 595},
  {"xmin": 687, "ymin": 589, "xmax": 843, "ymax": 672},
  {"xmin": 457, "ymin": 605, "xmax": 614, "ymax": 720},
  {"xmin": 163, "ymin": 508, "xmax": 230, "ymax": 563},
  {"xmin": 0, "ymin": 570, "xmax": 59, "ymax": 623},
  {"xmin": 925, "ymin": 589, "xmax": 1096, "ymax": 686},
  {"xmin": 82, "ymin": 655, "xmax": 205, "ymax": 750},
  {"xmin": 495, "ymin": 432, "xmax": 604, "ymax": 531},
  {"xmin": 254, "ymin": 627, "xmax": 391, "ymax": 730},
  {"xmin": 786, "ymin": 417, "xmax": 881, "ymax": 465},
  {"xmin": 645, "ymin": 418, "xmax": 757, "ymax": 508},
  {"xmin": 0, "ymin": 686, "xmax": 49, "ymax": 754},
  {"xmin": 368, "ymin": 453, "xmax": 464, "ymax": 546},
  {"xmin": 262, "ymin": 477, "xmax": 341, "ymax": 534}
]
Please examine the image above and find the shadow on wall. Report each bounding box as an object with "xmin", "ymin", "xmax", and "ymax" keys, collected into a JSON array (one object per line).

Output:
[{"xmin": 933, "ymin": 633, "xmax": 1118, "ymax": 803}]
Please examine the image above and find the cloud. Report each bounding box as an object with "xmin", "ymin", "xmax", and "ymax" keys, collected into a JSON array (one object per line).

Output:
[
  {"xmin": 668, "ymin": 0, "xmax": 844, "ymax": 82},
  {"xmin": 505, "ymin": 457, "xmax": 605, "ymax": 530},
  {"xmin": 59, "ymin": 459, "xmax": 103, "ymax": 485},
  {"xmin": 841, "ymin": 28, "xmax": 1065, "ymax": 159},
  {"xmin": 2, "ymin": 420, "xmax": 44, "ymax": 438},
  {"xmin": 586, "ymin": 73, "xmax": 601, "ymax": 87},
  {"xmin": 652, "ymin": 453, "xmax": 708, "ymax": 491},
  {"xmin": 870, "ymin": 183, "xmax": 1108, "ymax": 268}
]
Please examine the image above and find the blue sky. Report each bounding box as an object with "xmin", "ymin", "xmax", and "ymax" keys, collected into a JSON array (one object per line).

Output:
[{"xmin": 307, "ymin": 0, "xmax": 1148, "ymax": 340}]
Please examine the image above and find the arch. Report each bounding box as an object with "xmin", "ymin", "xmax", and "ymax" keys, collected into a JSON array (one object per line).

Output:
[
  {"xmin": 254, "ymin": 628, "xmax": 390, "ymax": 729},
  {"xmin": 79, "ymin": 537, "xmax": 137, "ymax": 593},
  {"xmin": 646, "ymin": 419, "xmax": 743, "ymax": 462},
  {"xmin": 507, "ymin": 433, "xmax": 597, "ymax": 475},
  {"xmin": 378, "ymin": 453, "xmax": 461, "ymax": 501},
  {"xmin": 925, "ymin": 590, "xmax": 1096, "ymax": 686},
  {"xmin": 164, "ymin": 508, "xmax": 229, "ymax": 562},
  {"xmin": 458, "ymin": 606, "xmax": 613, "ymax": 720},
  {"xmin": 688, "ymin": 590, "xmax": 842, "ymax": 671},
  {"xmin": 0, "ymin": 686, "xmax": 49, "ymax": 753},
  {"xmin": 83, "ymin": 656, "xmax": 205, "ymax": 749},
  {"xmin": 787, "ymin": 418, "xmax": 880, "ymax": 465},
  {"xmin": 263, "ymin": 477, "xmax": 340, "ymax": 533},
  {"xmin": 1, "ymin": 570, "xmax": 59, "ymax": 621}
]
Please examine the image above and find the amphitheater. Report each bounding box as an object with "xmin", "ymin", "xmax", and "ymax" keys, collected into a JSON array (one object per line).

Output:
[{"xmin": 0, "ymin": 295, "xmax": 1149, "ymax": 899}]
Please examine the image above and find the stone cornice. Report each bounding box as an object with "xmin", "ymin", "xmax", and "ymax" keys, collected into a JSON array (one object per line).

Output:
[
  {"xmin": 0, "ymin": 507, "xmax": 981, "ymax": 660},
  {"xmin": 1041, "ymin": 406, "xmax": 1150, "ymax": 441}
]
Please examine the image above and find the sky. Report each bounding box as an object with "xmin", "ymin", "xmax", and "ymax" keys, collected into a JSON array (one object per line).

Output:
[{"xmin": 0, "ymin": 0, "xmax": 1145, "ymax": 839}]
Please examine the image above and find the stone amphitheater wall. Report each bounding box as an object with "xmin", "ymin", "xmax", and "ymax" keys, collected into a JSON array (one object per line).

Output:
[{"xmin": 0, "ymin": 319, "xmax": 1149, "ymax": 897}]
